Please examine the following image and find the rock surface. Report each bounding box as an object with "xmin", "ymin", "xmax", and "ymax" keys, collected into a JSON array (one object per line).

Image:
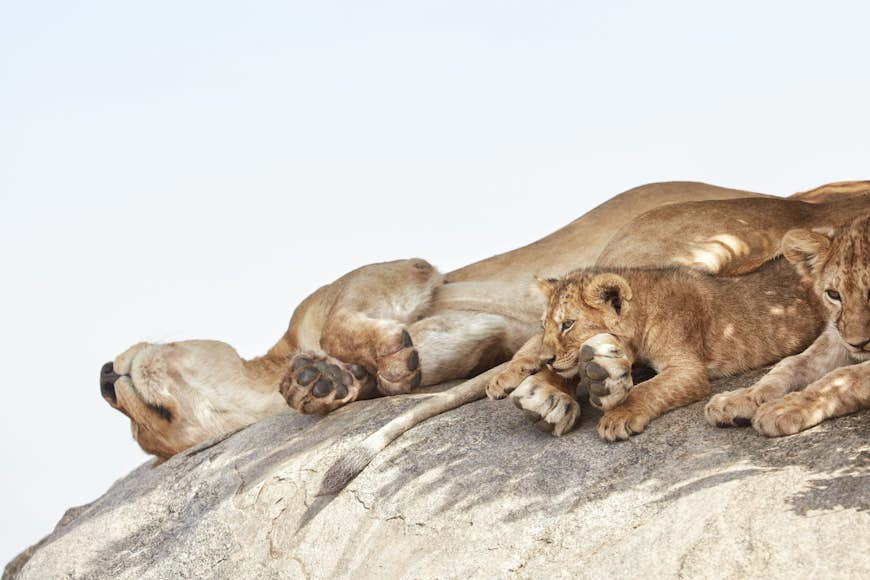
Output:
[{"xmin": 7, "ymin": 369, "xmax": 869, "ymax": 579}]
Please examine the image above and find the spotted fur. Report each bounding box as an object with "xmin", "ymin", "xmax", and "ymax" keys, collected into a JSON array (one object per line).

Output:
[{"xmin": 706, "ymin": 214, "xmax": 870, "ymax": 435}]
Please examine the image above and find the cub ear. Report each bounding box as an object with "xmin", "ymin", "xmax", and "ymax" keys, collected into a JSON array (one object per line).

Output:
[
  {"xmin": 782, "ymin": 229, "xmax": 832, "ymax": 277},
  {"xmin": 583, "ymin": 273, "xmax": 632, "ymax": 315},
  {"xmin": 534, "ymin": 277, "xmax": 558, "ymax": 298}
]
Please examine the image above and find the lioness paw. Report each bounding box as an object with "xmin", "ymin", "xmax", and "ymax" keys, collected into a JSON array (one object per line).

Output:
[
  {"xmin": 486, "ymin": 359, "xmax": 537, "ymax": 400},
  {"xmin": 281, "ymin": 354, "xmax": 375, "ymax": 414},
  {"xmin": 752, "ymin": 394, "xmax": 822, "ymax": 437},
  {"xmin": 509, "ymin": 375, "xmax": 579, "ymax": 436},
  {"xmin": 376, "ymin": 328, "xmax": 422, "ymax": 395},
  {"xmin": 578, "ymin": 334, "xmax": 633, "ymax": 410},
  {"xmin": 597, "ymin": 407, "xmax": 650, "ymax": 441}
]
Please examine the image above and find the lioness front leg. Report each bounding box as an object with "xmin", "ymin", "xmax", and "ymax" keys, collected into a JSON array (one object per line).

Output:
[
  {"xmin": 705, "ymin": 327, "xmax": 850, "ymax": 427},
  {"xmin": 752, "ymin": 360, "xmax": 870, "ymax": 436},
  {"xmin": 598, "ymin": 361, "xmax": 708, "ymax": 441},
  {"xmin": 509, "ymin": 368, "xmax": 580, "ymax": 436},
  {"xmin": 486, "ymin": 333, "xmax": 543, "ymax": 400}
]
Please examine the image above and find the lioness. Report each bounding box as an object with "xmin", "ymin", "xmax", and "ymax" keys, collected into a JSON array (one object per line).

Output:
[
  {"xmin": 100, "ymin": 181, "xmax": 869, "ymax": 463},
  {"xmin": 490, "ymin": 258, "xmax": 825, "ymax": 442},
  {"xmin": 705, "ymin": 213, "xmax": 870, "ymax": 435}
]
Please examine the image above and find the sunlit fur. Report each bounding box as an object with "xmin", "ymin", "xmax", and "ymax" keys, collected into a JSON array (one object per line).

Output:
[
  {"xmin": 706, "ymin": 214, "xmax": 870, "ymax": 435},
  {"xmin": 104, "ymin": 181, "xmax": 869, "ymax": 459},
  {"xmin": 495, "ymin": 258, "xmax": 828, "ymax": 441}
]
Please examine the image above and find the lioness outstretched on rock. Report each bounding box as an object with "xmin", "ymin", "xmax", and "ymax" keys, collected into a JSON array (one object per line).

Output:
[
  {"xmin": 705, "ymin": 213, "xmax": 870, "ymax": 435},
  {"xmin": 99, "ymin": 181, "xmax": 869, "ymax": 465}
]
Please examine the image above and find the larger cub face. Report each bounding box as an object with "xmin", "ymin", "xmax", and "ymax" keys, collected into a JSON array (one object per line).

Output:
[
  {"xmin": 536, "ymin": 272, "xmax": 634, "ymax": 377},
  {"xmin": 783, "ymin": 214, "xmax": 870, "ymax": 360}
]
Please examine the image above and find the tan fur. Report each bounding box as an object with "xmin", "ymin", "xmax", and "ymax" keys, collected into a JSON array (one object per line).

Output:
[
  {"xmin": 103, "ymin": 181, "xmax": 870, "ymax": 459},
  {"xmin": 496, "ymin": 259, "xmax": 826, "ymax": 441},
  {"xmin": 706, "ymin": 214, "xmax": 870, "ymax": 435}
]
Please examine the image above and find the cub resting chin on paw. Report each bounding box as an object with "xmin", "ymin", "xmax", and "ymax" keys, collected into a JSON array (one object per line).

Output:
[
  {"xmin": 706, "ymin": 214, "xmax": 870, "ymax": 436},
  {"xmin": 488, "ymin": 258, "xmax": 829, "ymax": 441}
]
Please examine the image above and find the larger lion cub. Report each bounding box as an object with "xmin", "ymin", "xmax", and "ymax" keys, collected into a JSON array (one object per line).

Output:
[
  {"xmin": 489, "ymin": 258, "xmax": 827, "ymax": 441},
  {"xmin": 706, "ymin": 214, "xmax": 870, "ymax": 436}
]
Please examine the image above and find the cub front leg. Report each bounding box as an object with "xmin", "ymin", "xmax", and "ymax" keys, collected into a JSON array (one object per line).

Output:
[
  {"xmin": 598, "ymin": 361, "xmax": 708, "ymax": 442},
  {"xmin": 752, "ymin": 360, "xmax": 870, "ymax": 436},
  {"xmin": 509, "ymin": 368, "xmax": 580, "ymax": 436},
  {"xmin": 577, "ymin": 333, "xmax": 634, "ymax": 410},
  {"xmin": 705, "ymin": 327, "xmax": 851, "ymax": 427},
  {"xmin": 487, "ymin": 333, "xmax": 543, "ymax": 400}
]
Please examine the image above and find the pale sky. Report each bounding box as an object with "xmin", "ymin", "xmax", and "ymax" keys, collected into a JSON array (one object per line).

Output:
[{"xmin": 1, "ymin": 0, "xmax": 869, "ymax": 565}]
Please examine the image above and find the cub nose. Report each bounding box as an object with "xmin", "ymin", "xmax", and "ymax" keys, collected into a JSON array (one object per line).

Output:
[{"xmin": 100, "ymin": 361, "xmax": 120, "ymax": 403}]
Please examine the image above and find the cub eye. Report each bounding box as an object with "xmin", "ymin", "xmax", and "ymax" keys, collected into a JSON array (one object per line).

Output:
[
  {"xmin": 561, "ymin": 319, "xmax": 575, "ymax": 333},
  {"xmin": 825, "ymin": 289, "xmax": 841, "ymax": 302}
]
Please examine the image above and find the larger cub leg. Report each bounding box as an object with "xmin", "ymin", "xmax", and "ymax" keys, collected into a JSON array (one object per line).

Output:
[
  {"xmin": 705, "ymin": 327, "xmax": 851, "ymax": 427},
  {"xmin": 752, "ymin": 360, "xmax": 870, "ymax": 436}
]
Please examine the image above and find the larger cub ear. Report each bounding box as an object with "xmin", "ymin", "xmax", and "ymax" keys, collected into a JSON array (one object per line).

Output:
[
  {"xmin": 583, "ymin": 273, "xmax": 632, "ymax": 315},
  {"xmin": 782, "ymin": 228, "xmax": 832, "ymax": 277}
]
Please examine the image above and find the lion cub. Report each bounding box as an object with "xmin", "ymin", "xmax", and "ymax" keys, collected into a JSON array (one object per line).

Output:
[
  {"xmin": 488, "ymin": 258, "xmax": 826, "ymax": 441},
  {"xmin": 706, "ymin": 214, "xmax": 870, "ymax": 436}
]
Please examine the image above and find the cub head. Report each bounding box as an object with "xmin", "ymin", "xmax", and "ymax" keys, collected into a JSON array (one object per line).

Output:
[
  {"xmin": 782, "ymin": 214, "xmax": 870, "ymax": 359},
  {"xmin": 535, "ymin": 271, "xmax": 634, "ymax": 377}
]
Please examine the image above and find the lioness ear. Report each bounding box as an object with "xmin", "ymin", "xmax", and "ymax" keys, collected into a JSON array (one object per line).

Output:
[
  {"xmin": 534, "ymin": 277, "xmax": 558, "ymax": 298},
  {"xmin": 782, "ymin": 229, "xmax": 832, "ymax": 277},
  {"xmin": 583, "ymin": 273, "xmax": 632, "ymax": 315}
]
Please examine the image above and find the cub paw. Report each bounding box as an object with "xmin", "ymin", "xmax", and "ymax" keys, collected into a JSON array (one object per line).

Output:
[
  {"xmin": 281, "ymin": 353, "xmax": 375, "ymax": 415},
  {"xmin": 509, "ymin": 375, "xmax": 579, "ymax": 436},
  {"xmin": 376, "ymin": 329, "xmax": 422, "ymax": 395},
  {"xmin": 597, "ymin": 406, "xmax": 651, "ymax": 441},
  {"xmin": 752, "ymin": 395, "xmax": 820, "ymax": 437},
  {"xmin": 486, "ymin": 358, "xmax": 538, "ymax": 400},
  {"xmin": 578, "ymin": 334, "xmax": 633, "ymax": 410}
]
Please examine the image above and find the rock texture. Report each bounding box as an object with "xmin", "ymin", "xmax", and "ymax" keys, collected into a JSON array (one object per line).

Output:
[{"xmin": 7, "ymin": 369, "xmax": 869, "ymax": 579}]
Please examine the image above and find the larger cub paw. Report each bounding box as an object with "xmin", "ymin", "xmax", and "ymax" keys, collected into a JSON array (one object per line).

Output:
[
  {"xmin": 509, "ymin": 374, "xmax": 579, "ymax": 436},
  {"xmin": 752, "ymin": 394, "xmax": 821, "ymax": 437},
  {"xmin": 376, "ymin": 328, "xmax": 422, "ymax": 395},
  {"xmin": 578, "ymin": 334, "xmax": 633, "ymax": 410},
  {"xmin": 281, "ymin": 353, "xmax": 376, "ymax": 414},
  {"xmin": 705, "ymin": 387, "xmax": 760, "ymax": 427},
  {"xmin": 705, "ymin": 383, "xmax": 783, "ymax": 427}
]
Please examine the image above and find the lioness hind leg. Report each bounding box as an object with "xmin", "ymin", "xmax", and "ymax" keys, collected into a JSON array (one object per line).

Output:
[
  {"xmin": 509, "ymin": 369, "xmax": 580, "ymax": 436},
  {"xmin": 578, "ymin": 334, "xmax": 634, "ymax": 410},
  {"xmin": 280, "ymin": 353, "xmax": 378, "ymax": 415},
  {"xmin": 752, "ymin": 361, "xmax": 870, "ymax": 436}
]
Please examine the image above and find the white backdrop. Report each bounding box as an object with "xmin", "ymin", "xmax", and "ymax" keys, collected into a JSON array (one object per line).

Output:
[{"xmin": 1, "ymin": 0, "xmax": 869, "ymax": 564}]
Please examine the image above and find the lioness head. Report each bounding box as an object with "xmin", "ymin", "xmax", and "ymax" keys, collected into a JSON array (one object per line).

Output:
[
  {"xmin": 535, "ymin": 272, "xmax": 635, "ymax": 377},
  {"xmin": 782, "ymin": 214, "xmax": 870, "ymax": 359},
  {"xmin": 100, "ymin": 340, "xmax": 287, "ymax": 460}
]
